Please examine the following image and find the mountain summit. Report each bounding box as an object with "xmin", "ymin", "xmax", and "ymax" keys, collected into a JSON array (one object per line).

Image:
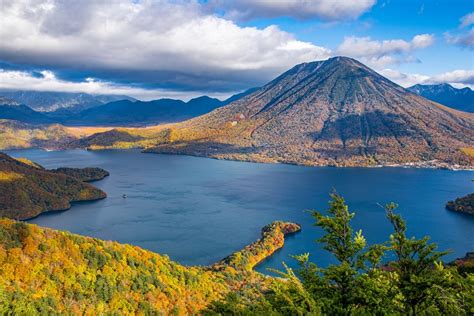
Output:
[{"xmin": 142, "ymin": 56, "xmax": 474, "ymax": 167}]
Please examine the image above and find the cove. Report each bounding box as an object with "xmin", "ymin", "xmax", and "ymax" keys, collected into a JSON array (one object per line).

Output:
[{"xmin": 6, "ymin": 149, "xmax": 473, "ymax": 274}]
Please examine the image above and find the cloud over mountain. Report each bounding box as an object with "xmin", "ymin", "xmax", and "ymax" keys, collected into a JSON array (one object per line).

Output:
[
  {"xmin": 0, "ymin": 0, "xmax": 330, "ymax": 93},
  {"xmin": 337, "ymin": 34, "xmax": 435, "ymax": 67},
  {"xmin": 380, "ymin": 68, "xmax": 474, "ymax": 89},
  {"xmin": 0, "ymin": 69, "xmax": 214, "ymax": 101},
  {"xmin": 444, "ymin": 11, "xmax": 474, "ymax": 50}
]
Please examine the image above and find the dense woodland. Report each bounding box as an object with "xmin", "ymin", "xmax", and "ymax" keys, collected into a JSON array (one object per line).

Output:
[
  {"xmin": 1, "ymin": 194, "xmax": 472, "ymax": 315},
  {"xmin": 446, "ymin": 193, "xmax": 474, "ymax": 215},
  {"xmin": 0, "ymin": 153, "xmax": 107, "ymax": 220}
]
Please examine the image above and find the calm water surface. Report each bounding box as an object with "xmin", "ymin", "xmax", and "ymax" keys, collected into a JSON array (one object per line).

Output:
[{"xmin": 6, "ymin": 149, "xmax": 473, "ymax": 273}]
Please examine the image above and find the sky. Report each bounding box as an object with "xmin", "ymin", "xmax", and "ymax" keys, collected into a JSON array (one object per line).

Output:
[{"xmin": 0, "ymin": 0, "xmax": 473, "ymax": 101}]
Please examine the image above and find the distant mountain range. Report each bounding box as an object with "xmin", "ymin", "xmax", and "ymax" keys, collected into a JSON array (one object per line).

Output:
[
  {"xmin": 65, "ymin": 96, "xmax": 226, "ymax": 126},
  {"xmin": 0, "ymin": 89, "xmax": 256, "ymax": 126},
  {"xmin": 407, "ymin": 83, "xmax": 473, "ymax": 113},
  {"xmin": 0, "ymin": 90, "xmax": 135, "ymax": 112},
  {"xmin": 0, "ymin": 97, "xmax": 53, "ymax": 124}
]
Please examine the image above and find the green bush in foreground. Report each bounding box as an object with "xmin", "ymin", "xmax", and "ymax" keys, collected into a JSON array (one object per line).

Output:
[{"xmin": 206, "ymin": 193, "xmax": 474, "ymax": 315}]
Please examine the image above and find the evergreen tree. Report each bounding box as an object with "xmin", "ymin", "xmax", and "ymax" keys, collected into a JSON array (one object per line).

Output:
[{"xmin": 385, "ymin": 203, "xmax": 467, "ymax": 315}]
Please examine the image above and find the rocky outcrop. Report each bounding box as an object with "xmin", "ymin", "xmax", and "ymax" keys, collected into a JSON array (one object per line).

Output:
[{"xmin": 446, "ymin": 193, "xmax": 474, "ymax": 215}]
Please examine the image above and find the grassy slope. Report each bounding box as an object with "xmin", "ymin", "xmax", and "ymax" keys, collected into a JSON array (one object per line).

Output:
[
  {"xmin": 0, "ymin": 219, "xmax": 299, "ymax": 314},
  {"xmin": 0, "ymin": 119, "xmax": 113, "ymax": 150}
]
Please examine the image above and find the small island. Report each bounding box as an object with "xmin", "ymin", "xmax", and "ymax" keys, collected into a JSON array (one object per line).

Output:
[
  {"xmin": 446, "ymin": 193, "xmax": 474, "ymax": 215},
  {"xmin": 0, "ymin": 153, "xmax": 108, "ymax": 220}
]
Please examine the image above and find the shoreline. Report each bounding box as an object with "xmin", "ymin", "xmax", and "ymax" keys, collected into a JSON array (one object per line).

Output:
[
  {"xmin": 212, "ymin": 221, "xmax": 302, "ymax": 272},
  {"xmin": 3, "ymin": 146, "xmax": 473, "ymax": 170},
  {"xmin": 142, "ymin": 148, "xmax": 474, "ymax": 171},
  {"xmin": 19, "ymin": 195, "xmax": 107, "ymax": 221}
]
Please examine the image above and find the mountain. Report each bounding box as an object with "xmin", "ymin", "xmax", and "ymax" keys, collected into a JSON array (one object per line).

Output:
[
  {"xmin": 0, "ymin": 97, "xmax": 53, "ymax": 124},
  {"xmin": 136, "ymin": 56, "xmax": 474, "ymax": 167},
  {"xmin": 0, "ymin": 90, "xmax": 135, "ymax": 112},
  {"xmin": 0, "ymin": 153, "xmax": 107, "ymax": 220},
  {"xmin": 407, "ymin": 84, "xmax": 474, "ymax": 113}
]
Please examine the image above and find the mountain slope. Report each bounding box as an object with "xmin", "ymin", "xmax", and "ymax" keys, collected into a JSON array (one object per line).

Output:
[
  {"xmin": 408, "ymin": 84, "xmax": 474, "ymax": 113},
  {"xmin": 142, "ymin": 57, "xmax": 474, "ymax": 167},
  {"xmin": 0, "ymin": 153, "xmax": 107, "ymax": 219},
  {"xmin": 0, "ymin": 90, "xmax": 135, "ymax": 112}
]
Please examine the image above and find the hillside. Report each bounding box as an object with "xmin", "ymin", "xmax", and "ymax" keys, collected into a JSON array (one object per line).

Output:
[
  {"xmin": 80, "ymin": 57, "xmax": 474, "ymax": 168},
  {"xmin": 0, "ymin": 218, "xmax": 299, "ymax": 314},
  {"xmin": 0, "ymin": 90, "xmax": 135, "ymax": 112},
  {"xmin": 408, "ymin": 84, "xmax": 474, "ymax": 113},
  {"xmin": 0, "ymin": 153, "xmax": 107, "ymax": 220},
  {"xmin": 0, "ymin": 120, "xmax": 113, "ymax": 150},
  {"xmin": 446, "ymin": 193, "xmax": 474, "ymax": 215}
]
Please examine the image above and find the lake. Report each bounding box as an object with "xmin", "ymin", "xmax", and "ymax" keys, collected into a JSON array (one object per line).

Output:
[{"xmin": 5, "ymin": 149, "xmax": 474, "ymax": 274}]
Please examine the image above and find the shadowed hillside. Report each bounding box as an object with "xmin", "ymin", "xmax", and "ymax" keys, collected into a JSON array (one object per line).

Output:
[{"xmin": 0, "ymin": 153, "xmax": 108, "ymax": 220}]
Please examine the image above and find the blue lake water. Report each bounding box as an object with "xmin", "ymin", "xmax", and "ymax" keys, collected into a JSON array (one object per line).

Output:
[{"xmin": 5, "ymin": 149, "xmax": 474, "ymax": 274}]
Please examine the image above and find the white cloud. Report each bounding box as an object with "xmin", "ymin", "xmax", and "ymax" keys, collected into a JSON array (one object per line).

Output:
[
  {"xmin": 445, "ymin": 29, "xmax": 474, "ymax": 49},
  {"xmin": 0, "ymin": 69, "xmax": 233, "ymax": 101},
  {"xmin": 429, "ymin": 69, "xmax": 474, "ymax": 86},
  {"xmin": 380, "ymin": 68, "xmax": 474, "ymax": 89},
  {"xmin": 444, "ymin": 12, "xmax": 474, "ymax": 49},
  {"xmin": 0, "ymin": 0, "xmax": 332, "ymax": 91},
  {"xmin": 337, "ymin": 34, "xmax": 435, "ymax": 68},
  {"xmin": 379, "ymin": 69, "xmax": 430, "ymax": 87},
  {"xmin": 214, "ymin": 0, "xmax": 376, "ymax": 21},
  {"xmin": 411, "ymin": 34, "xmax": 435, "ymax": 48},
  {"xmin": 460, "ymin": 12, "xmax": 474, "ymax": 28}
]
